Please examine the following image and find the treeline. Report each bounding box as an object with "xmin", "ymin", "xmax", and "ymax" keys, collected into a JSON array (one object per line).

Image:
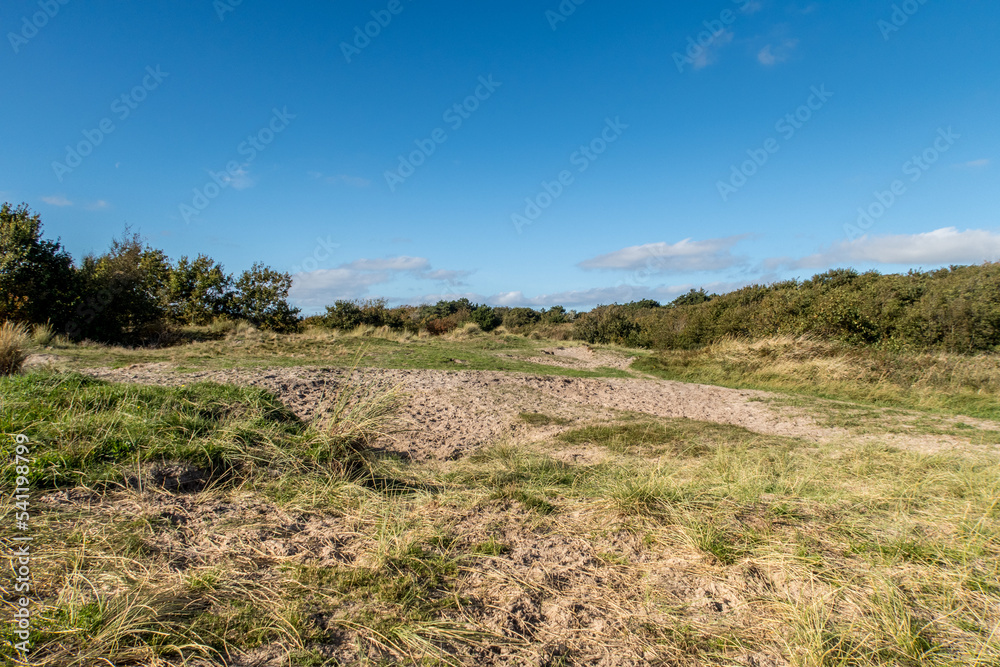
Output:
[
  {"xmin": 1, "ymin": 203, "xmax": 299, "ymax": 343},
  {"xmin": 7, "ymin": 202, "xmax": 1000, "ymax": 353},
  {"xmin": 309, "ymin": 299, "xmax": 574, "ymax": 335},
  {"xmin": 573, "ymin": 266, "xmax": 1000, "ymax": 353}
]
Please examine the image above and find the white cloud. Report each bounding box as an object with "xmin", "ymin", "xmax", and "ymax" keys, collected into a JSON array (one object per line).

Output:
[
  {"xmin": 792, "ymin": 227, "xmax": 1000, "ymax": 268},
  {"xmin": 579, "ymin": 236, "xmax": 748, "ymax": 273},
  {"xmin": 345, "ymin": 256, "xmax": 430, "ymax": 272},
  {"xmin": 758, "ymin": 39, "xmax": 798, "ymax": 65},
  {"xmin": 955, "ymin": 158, "xmax": 990, "ymax": 169},
  {"xmin": 41, "ymin": 195, "xmax": 73, "ymax": 207},
  {"xmin": 289, "ymin": 256, "xmax": 472, "ymax": 309},
  {"xmin": 691, "ymin": 30, "xmax": 734, "ymax": 70},
  {"xmin": 422, "ymin": 269, "xmax": 473, "ymax": 285},
  {"xmin": 484, "ymin": 280, "xmax": 751, "ymax": 308},
  {"xmin": 289, "ymin": 269, "xmax": 391, "ymax": 308},
  {"xmin": 85, "ymin": 200, "xmax": 110, "ymax": 210},
  {"xmin": 229, "ymin": 167, "xmax": 254, "ymax": 190}
]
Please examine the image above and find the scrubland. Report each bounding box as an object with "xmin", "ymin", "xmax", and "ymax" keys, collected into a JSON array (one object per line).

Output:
[{"xmin": 2, "ymin": 327, "xmax": 1000, "ymax": 666}]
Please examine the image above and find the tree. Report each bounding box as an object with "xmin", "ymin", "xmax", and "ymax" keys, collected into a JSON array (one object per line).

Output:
[
  {"xmin": 166, "ymin": 254, "xmax": 232, "ymax": 325},
  {"xmin": 0, "ymin": 202, "xmax": 78, "ymax": 329},
  {"xmin": 74, "ymin": 230, "xmax": 171, "ymax": 342},
  {"xmin": 231, "ymin": 262, "xmax": 301, "ymax": 332}
]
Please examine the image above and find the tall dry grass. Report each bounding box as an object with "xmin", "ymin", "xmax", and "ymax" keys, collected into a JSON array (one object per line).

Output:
[
  {"xmin": 636, "ymin": 335, "xmax": 1000, "ymax": 419},
  {"xmin": 0, "ymin": 320, "xmax": 31, "ymax": 375}
]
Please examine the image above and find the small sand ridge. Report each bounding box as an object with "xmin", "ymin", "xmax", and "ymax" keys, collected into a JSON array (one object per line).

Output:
[{"xmin": 82, "ymin": 364, "xmax": 985, "ymax": 459}]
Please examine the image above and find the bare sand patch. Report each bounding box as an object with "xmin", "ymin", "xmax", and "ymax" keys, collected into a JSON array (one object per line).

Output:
[{"xmin": 82, "ymin": 365, "xmax": 990, "ymax": 459}]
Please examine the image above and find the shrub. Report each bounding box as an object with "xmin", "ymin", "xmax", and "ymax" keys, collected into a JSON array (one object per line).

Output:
[
  {"xmin": 323, "ymin": 299, "xmax": 405, "ymax": 330},
  {"xmin": 573, "ymin": 305, "xmax": 641, "ymax": 346},
  {"xmin": 470, "ymin": 305, "xmax": 501, "ymax": 332},
  {"xmin": 230, "ymin": 262, "xmax": 301, "ymax": 333},
  {"xmin": 502, "ymin": 307, "xmax": 541, "ymax": 331},
  {"xmin": 425, "ymin": 315, "xmax": 461, "ymax": 336},
  {"xmin": 0, "ymin": 321, "xmax": 30, "ymax": 375}
]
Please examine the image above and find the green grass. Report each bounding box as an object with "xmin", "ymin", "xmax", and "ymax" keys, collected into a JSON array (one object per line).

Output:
[
  {"xmin": 0, "ymin": 372, "xmax": 376, "ymax": 492},
  {"xmin": 518, "ymin": 412, "xmax": 570, "ymax": 427},
  {"xmin": 633, "ymin": 338, "xmax": 1000, "ymax": 421},
  {"xmin": 43, "ymin": 328, "xmax": 634, "ymax": 379},
  {"xmin": 7, "ymin": 351, "xmax": 1000, "ymax": 665},
  {"xmin": 556, "ymin": 418, "xmax": 782, "ymax": 457}
]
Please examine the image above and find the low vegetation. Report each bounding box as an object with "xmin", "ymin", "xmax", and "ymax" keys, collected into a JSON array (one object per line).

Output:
[
  {"xmin": 0, "ymin": 320, "xmax": 30, "ymax": 376},
  {"xmin": 635, "ymin": 335, "xmax": 1000, "ymax": 420},
  {"xmin": 6, "ymin": 198, "xmax": 1000, "ymax": 665},
  {"xmin": 4, "ymin": 368, "xmax": 999, "ymax": 665}
]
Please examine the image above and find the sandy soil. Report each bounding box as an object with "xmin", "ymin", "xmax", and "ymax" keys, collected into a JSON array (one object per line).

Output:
[
  {"xmin": 80, "ymin": 363, "xmax": 985, "ymax": 459},
  {"xmin": 36, "ymin": 359, "xmax": 996, "ymax": 665}
]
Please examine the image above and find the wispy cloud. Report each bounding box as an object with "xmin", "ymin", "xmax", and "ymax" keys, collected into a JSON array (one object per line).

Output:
[
  {"xmin": 579, "ymin": 236, "xmax": 748, "ymax": 273},
  {"xmin": 290, "ymin": 255, "xmax": 472, "ymax": 308},
  {"xmin": 229, "ymin": 167, "xmax": 254, "ymax": 190},
  {"xmin": 484, "ymin": 279, "xmax": 753, "ymax": 308},
  {"xmin": 954, "ymin": 158, "xmax": 990, "ymax": 169},
  {"xmin": 692, "ymin": 30, "xmax": 734, "ymax": 70},
  {"xmin": 85, "ymin": 199, "xmax": 110, "ymax": 210},
  {"xmin": 41, "ymin": 195, "xmax": 73, "ymax": 207},
  {"xmin": 308, "ymin": 171, "xmax": 371, "ymax": 188},
  {"xmin": 344, "ymin": 256, "xmax": 430, "ymax": 272},
  {"xmin": 787, "ymin": 227, "xmax": 1000, "ymax": 268},
  {"xmin": 757, "ymin": 38, "xmax": 798, "ymax": 65}
]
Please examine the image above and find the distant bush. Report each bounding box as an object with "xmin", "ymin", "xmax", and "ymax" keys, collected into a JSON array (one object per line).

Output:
[
  {"xmin": 573, "ymin": 305, "xmax": 642, "ymax": 346},
  {"xmin": 502, "ymin": 307, "xmax": 541, "ymax": 331},
  {"xmin": 470, "ymin": 305, "xmax": 501, "ymax": 332}
]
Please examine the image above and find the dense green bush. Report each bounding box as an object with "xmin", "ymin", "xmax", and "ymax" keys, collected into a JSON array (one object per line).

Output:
[
  {"xmin": 470, "ymin": 305, "xmax": 502, "ymax": 332},
  {"xmin": 632, "ymin": 265, "xmax": 1000, "ymax": 353},
  {"xmin": 0, "ymin": 203, "xmax": 79, "ymax": 331},
  {"xmin": 323, "ymin": 299, "xmax": 405, "ymax": 330},
  {"xmin": 502, "ymin": 307, "xmax": 541, "ymax": 331},
  {"xmin": 574, "ymin": 305, "xmax": 642, "ymax": 346}
]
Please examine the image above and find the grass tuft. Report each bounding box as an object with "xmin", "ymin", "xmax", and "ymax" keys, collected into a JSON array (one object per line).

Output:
[{"xmin": 1, "ymin": 320, "xmax": 31, "ymax": 375}]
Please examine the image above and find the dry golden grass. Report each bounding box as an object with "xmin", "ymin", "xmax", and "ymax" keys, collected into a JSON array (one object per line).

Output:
[
  {"xmin": 637, "ymin": 335, "xmax": 1000, "ymax": 420},
  {"xmin": 0, "ymin": 320, "xmax": 30, "ymax": 375}
]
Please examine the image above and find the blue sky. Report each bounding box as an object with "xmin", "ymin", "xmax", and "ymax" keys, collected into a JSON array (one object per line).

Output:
[{"xmin": 2, "ymin": 0, "xmax": 998, "ymax": 313}]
